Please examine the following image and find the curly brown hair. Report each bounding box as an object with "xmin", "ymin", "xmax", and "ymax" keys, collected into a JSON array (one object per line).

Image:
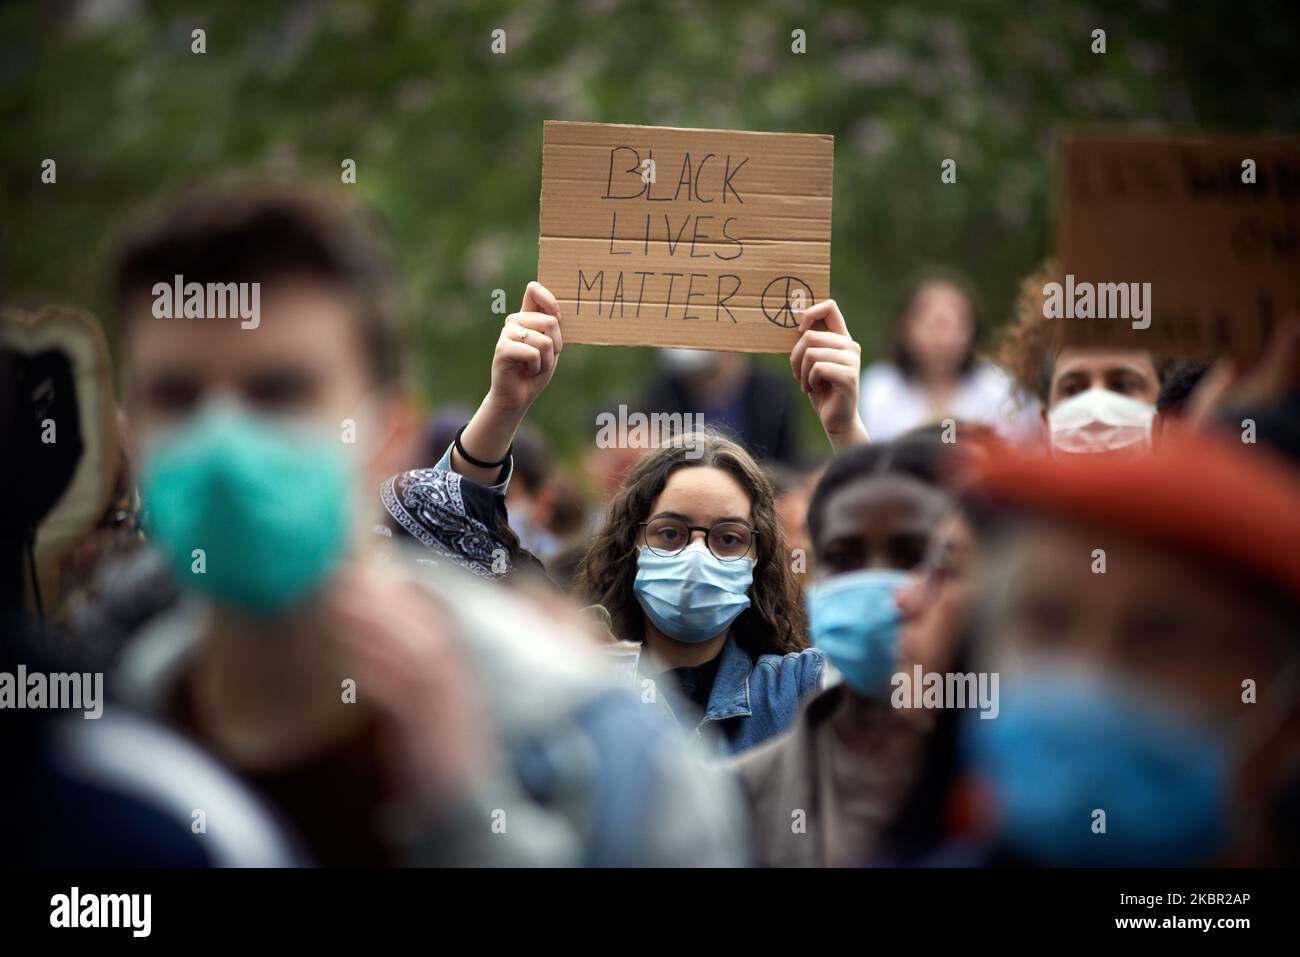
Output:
[
  {"xmin": 996, "ymin": 259, "xmax": 1172, "ymax": 406},
  {"xmin": 576, "ymin": 430, "xmax": 809, "ymax": 658},
  {"xmin": 995, "ymin": 258, "xmax": 1066, "ymax": 404}
]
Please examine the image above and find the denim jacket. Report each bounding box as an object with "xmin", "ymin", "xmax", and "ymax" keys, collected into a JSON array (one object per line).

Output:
[
  {"xmin": 640, "ymin": 633, "xmax": 825, "ymax": 757},
  {"xmin": 109, "ymin": 546, "xmax": 749, "ymax": 866}
]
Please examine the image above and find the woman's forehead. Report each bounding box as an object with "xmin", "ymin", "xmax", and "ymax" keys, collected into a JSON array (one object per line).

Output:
[
  {"xmin": 650, "ymin": 466, "xmax": 753, "ymax": 521},
  {"xmin": 911, "ymin": 280, "xmax": 970, "ymax": 316}
]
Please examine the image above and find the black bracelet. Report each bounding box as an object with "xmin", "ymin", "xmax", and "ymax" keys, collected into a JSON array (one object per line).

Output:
[{"xmin": 454, "ymin": 424, "xmax": 511, "ymax": 470}]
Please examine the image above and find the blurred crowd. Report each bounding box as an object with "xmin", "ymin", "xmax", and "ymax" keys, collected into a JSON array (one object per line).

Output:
[{"xmin": 3, "ymin": 178, "xmax": 1298, "ymax": 867}]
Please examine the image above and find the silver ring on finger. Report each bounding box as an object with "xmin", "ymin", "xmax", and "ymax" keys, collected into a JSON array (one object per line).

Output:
[{"xmin": 515, "ymin": 326, "xmax": 530, "ymax": 342}]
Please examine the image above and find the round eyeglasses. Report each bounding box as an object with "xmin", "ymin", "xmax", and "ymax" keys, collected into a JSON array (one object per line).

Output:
[{"xmin": 639, "ymin": 517, "xmax": 757, "ymax": 562}]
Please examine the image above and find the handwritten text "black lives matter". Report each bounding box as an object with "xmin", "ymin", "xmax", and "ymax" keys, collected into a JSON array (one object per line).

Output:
[{"xmin": 576, "ymin": 147, "xmax": 750, "ymax": 323}]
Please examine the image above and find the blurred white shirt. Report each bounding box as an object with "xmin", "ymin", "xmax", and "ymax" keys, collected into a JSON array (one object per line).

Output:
[{"xmin": 858, "ymin": 358, "xmax": 1043, "ymax": 444}]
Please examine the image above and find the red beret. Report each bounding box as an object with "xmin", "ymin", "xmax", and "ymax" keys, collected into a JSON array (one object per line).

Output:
[{"xmin": 968, "ymin": 431, "xmax": 1300, "ymax": 601}]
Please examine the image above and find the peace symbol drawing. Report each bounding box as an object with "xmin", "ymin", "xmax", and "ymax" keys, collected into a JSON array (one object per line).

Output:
[{"xmin": 761, "ymin": 276, "xmax": 813, "ymax": 328}]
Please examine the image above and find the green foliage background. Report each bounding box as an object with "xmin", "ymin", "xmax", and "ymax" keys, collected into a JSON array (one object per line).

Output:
[{"xmin": 3, "ymin": 0, "xmax": 1297, "ymax": 462}]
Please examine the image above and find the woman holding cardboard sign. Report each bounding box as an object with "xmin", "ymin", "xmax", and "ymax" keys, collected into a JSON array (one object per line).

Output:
[{"xmin": 438, "ymin": 281, "xmax": 869, "ymax": 754}]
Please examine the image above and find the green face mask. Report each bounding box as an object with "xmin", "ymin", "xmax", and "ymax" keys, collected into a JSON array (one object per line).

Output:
[{"xmin": 139, "ymin": 404, "xmax": 353, "ymax": 615}]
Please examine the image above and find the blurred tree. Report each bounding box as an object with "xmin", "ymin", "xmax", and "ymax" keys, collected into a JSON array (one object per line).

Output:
[{"xmin": 2, "ymin": 0, "xmax": 1297, "ymax": 462}]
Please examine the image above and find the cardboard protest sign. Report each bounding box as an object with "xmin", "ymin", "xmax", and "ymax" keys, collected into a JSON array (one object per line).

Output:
[
  {"xmin": 538, "ymin": 121, "xmax": 833, "ymax": 353},
  {"xmin": 1058, "ymin": 131, "xmax": 1300, "ymax": 361}
]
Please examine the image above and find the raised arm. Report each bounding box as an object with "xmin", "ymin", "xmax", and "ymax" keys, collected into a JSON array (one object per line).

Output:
[
  {"xmin": 451, "ymin": 281, "xmax": 564, "ymax": 486},
  {"xmin": 790, "ymin": 298, "xmax": 871, "ymax": 450}
]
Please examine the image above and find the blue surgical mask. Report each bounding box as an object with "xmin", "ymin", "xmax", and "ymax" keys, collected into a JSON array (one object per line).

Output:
[
  {"xmin": 633, "ymin": 543, "xmax": 753, "ymax": 644},
  {"xmin": 806, "ymin": 568, "xmax": 910, "ymax": 696},
  {"xmin": 139, "ymin": 404, "xmax": 353, "ymax": 615},
  {"xmin": 962, "ymin": 666, "xmax": 1228, "ymax": 866}
]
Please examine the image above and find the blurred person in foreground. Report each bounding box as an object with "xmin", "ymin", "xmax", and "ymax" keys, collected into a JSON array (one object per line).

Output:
[
  {"xmin": 2, "ymin": 318, "xmax": 298, "ymax": 866},
  {"xmin": 948, "ymin": 432, "xmax": 1300, "ymax": 866},
  {"xmin": 0, "ymin": 615, "xmax": 302, "ymax": 867},
  {"xmin": 1, "ymin": 305, "xmax": 143, "ymax": 635},
  {"xmin": 95, "ymin": 178, "xmax": 746, "ymax": 866},
  {"xmin": 735, "ymin": 429, "xmax": 983, "ymax": 866},
  {"xmin": 859, "ymin": 272, "xmax": 1040, "ymax": 446}
]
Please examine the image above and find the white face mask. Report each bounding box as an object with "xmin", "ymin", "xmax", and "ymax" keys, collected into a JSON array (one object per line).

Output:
[{"xmin": 1048, "ymin": 388, "xmax": 1156, "ymax": 456}]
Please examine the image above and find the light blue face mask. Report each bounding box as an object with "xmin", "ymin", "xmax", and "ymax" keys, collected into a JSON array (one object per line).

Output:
[
  {"xmin": 633, "ymin": 542, "xmax": 754, "ymax": 644},
  {"xmin": 139, "ymin": 404, "xmax": 353, "ymax": 615},
  {"xmin": 962, "ymin": 666, "xmax": 1229, "ymax": 866},
  {"xmin": 806, "ymin": 568, "xmax": 911, "ymax": 697}
]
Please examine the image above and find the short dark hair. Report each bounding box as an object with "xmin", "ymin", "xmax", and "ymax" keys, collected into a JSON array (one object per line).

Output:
[
  {"xmin": 1156, "ymin": 360, "xmax": 1211, "ymax": 417},
  {"xmin": 111, "ymin": 177, "xmax": 401, "ymax": 386},
  {"xmin": 807, "ymin": 430, "xmax": 946, "ymax": 548}
]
